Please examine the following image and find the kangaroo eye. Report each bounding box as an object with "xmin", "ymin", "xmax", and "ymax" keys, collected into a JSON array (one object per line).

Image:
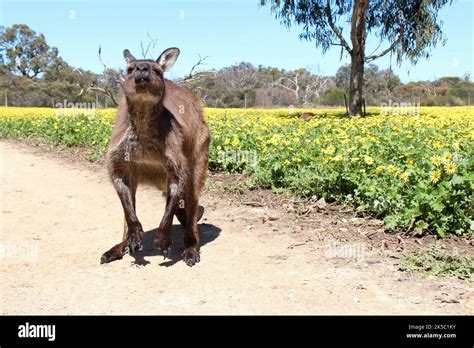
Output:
[
  {"xmin": 127, "ymin": 67, "xmax": 134, "ymax": 74},
  {"xmin": 154, "ymin": 69, "xmax": 162, "ymax": 76}
]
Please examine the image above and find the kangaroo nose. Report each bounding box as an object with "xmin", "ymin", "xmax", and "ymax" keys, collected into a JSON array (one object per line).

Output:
[
  {"xmin": 136, "ymin": 64, "xmax": 149, "ymax": 72},
  {"xmin": 135, "ymin": 63, "xmax": 150, "ymax": 83}
]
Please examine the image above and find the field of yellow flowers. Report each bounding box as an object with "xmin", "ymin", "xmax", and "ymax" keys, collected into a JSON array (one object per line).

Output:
[{"xmin": 0, "ymin": 106, "xmax": 473, "ymax": 236}]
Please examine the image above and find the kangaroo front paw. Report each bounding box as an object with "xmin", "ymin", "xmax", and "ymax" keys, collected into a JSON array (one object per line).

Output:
[
  {"xmin": 124, "ymin": 233, "xmax": 143, "ymax": 255},
  {"xmin": 154, "ymin": 230, "xmax": 172, "ymax": 258},
  {"xmin": 182, "ymin": 247, "xmax": 200, "ymax": 267}
]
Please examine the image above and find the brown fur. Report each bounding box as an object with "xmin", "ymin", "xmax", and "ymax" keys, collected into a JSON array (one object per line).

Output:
[
  {"xmin": 299, "ymin": 112, "xmax": 316, "ymax": 121},
  {"xmin": 100, "ymin": 48, "xmax": 210, "ymax": 266}
]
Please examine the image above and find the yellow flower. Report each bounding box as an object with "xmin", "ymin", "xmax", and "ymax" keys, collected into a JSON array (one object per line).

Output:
[
  {"xmin": 406, "ymin": 159, "xmax": 414, "ymax": 168},
  {"xmin": 441, "ymin": 152, "xmax": 452, "ymax": 163},
  {"xmin": 347, "ymin": 146, "xmax": 357, "ymax": 153},
  {"xmin": 322, "ymin": 145, "xmax": 336, "ymax": 155},
  {"xmin": 399, "ymin": 172, "xmax": 410, "ymax": 182},
  {"xmin": 387, "ymin": 165, "xmax": 397, "ymax": 173},
  {"xmin": 375, "ymin": 166, "xmax": 385, "ymax": 174},
  {"xmin": 431, "ymin": 156, "xmax": 442, "ymax": 166},
  {"xmin": 350, "ymin": 157, "xmax": 360, "ymax": 163},
  {"xmin": 231, "ymin": 138, "xmax": 241, "ymax": 148},
  {"xmin": 364, "ymin": 156, "xmax": 374, "ymax": 165},
  {"xmin": 332, "ymin": 154, "xmax": 343, "ymax": 162},
  {"xmin": 444, "ymin": 162, "xmax": 457, "ymax": 175},
  {"xmin": 430, "ymin": 170, "xmax": 441, "ymax": 183},
  {"xmin": 291, "ymin": 156, "xmax": 301, "ymax": 163}
]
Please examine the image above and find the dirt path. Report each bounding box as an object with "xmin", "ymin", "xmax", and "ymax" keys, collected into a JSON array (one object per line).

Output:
[{"xmin": 0, "ymin": 140, "xmax": 472, "ymax": 314}]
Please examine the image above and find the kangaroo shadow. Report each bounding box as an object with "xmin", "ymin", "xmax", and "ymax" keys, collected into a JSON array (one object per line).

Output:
[{"xmin": 129, "ymin": 223, "xmax": 221, "ymax": 267}]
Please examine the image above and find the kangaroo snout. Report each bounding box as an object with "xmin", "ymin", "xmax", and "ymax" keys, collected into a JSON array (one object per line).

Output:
[{"xmin": 134, "ymin": 63, "xmax": 151, "ymax": 84}]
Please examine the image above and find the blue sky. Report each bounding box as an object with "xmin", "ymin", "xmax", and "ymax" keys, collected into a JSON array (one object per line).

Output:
[{"xmin": 1, "ymin": 0, "xmax": 472, "ymax": 82}]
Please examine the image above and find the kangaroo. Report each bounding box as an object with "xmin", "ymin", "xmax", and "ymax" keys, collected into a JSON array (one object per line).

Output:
[
  {"xmin": 100, "ymin": 47, "xmax": 210, "ymax": 267},
  {"xmin": 299, "ymin": 112, "xmax": 316, "ymax": 121}
]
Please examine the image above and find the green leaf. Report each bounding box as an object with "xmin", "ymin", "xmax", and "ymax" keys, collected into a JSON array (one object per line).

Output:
[
  {"xmin": 384, "ymin": 215, "xmax": 399, "ymax": 230},
  {"xmin": 429, "ymin": 200, "xmax": 445, "ymax": 212},
  {"xmin": 450, "ymin": 175, "xmax": 464, "ymax": 186}
]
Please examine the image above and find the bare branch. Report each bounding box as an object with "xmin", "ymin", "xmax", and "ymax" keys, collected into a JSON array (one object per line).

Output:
[
  {"xmin": 177, "ymin": 54, "xmax": 213, "ymax": 84},
  {"xmin": 302, "ymin": 75, "xmax": 333, "ymax": 104},
  {"xmin": 97, "ymin": 46, "xmax": 124, "ymax": 85},
  {"xmin": 140, "ymin": 32, "xmax": 159, "ymax": 59},
  {"xmin": 195, "ymin": 86, "xmax": 209, "ymax": 104},
  {"xmin": 82, "ymin": 83, "xmax": 119, "ymax": 106},
  {"xmin": 365, "ymin": 10, "xmax": 404, "ymax": 62},
  {"xmin": 77, "ymin": 46, "xmax": 123, "ymax": 105},
  {"xmin": 177, "ymin": 70, "xmax": 216, "ymax": 85},
  {"xmin": 365, "ymin": 40, "xmax": 399, "ymax": 62},
  {"xmin": 325, "ymin": 0, "xmax": 352, "ymax": 53},
  {"xmin": 188, "ymin": 55, "xmax": 208, "ymax": 77},
  {"xmin": 365, "ymin": 40, "xmax": 383, "ymax": 60},
  {"xmin": 97, "ymin": 46, "xmax": 107, "ymax": 71},
  {"xmin": 272, "ymin": 73, "xmax": 300, "ymax": 100}
]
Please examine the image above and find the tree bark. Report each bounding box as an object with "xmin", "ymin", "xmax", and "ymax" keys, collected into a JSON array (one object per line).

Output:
[
  {"xmin": 348, "ymin": 0, "xmax": 368, "ymax": 116},
  {"xmin": 349, "ymin": 50, "xmax": 364, "ymax": 116}
]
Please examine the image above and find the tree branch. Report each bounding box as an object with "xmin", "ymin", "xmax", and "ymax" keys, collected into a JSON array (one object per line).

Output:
[
  {"xmin": 325, "ymin": 0, "xmax": 352, "ymax": 53},
  {"xmin": 177, "ymin": 54, "xmax": 213, "ymax": 84},
  {"xmin": 350, "ymin": 0, "xmax": 360, "ymax": 53},
  {"xmin": 140, "ymin": 32, "xmax": 158, "ymax": 59},
  {"xmin": 365, "ymin": 10, "xmax": 404, "ymax": 62},
  {"xmin": 272, "ymin": 73, "xmax": 300, "ymax": 100},
  {"xmin": 81, "ymin": 83, "xmax": 119, "ymax": 106},
  {"xmin": 78, "ymin": 46, "xmax": 123, "ymax": 106},
  {"xmin": 365, "ymin": 40, "xmax": 399, "ymax": 62}
]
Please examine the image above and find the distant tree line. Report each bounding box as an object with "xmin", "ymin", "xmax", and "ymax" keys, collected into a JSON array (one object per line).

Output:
[{"xmin": 1, "ymin": 24, "xmax": 473, "ymax": 108}]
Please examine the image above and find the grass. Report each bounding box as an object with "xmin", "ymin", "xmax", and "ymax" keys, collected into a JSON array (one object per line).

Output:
[{"xmin": 397, "ymin": 243, "xmax": 473, "ymax": 280}]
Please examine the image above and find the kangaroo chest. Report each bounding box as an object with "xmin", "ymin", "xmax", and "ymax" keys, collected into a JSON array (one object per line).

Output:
[{"xmin": 118, "ymin": 129, "xmax": 167, "ymax": 165}]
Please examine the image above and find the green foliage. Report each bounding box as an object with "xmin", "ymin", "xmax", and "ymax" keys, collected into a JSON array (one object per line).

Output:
[
  {"xmin": 1, "ymin": 106, "xmax": 473, "ymax": 237},
  {"xmin": 319, "ymin": 87, "xmax": 346, "ymax": 106},
  {"xmin": 0, "ymin": 109, "xmax": 113, "ymax": 154},
  {"xmin": 0, "ymin": 24, "xmax": 59, "ymax": 78},
  {"xmin": 397, "ymin": 243, "xmax": 473, "ymax": 280},
  {"xmin": 205, "ymin": 107, "xmax": 473, "ymax": 236},
  {"xmin": 261, "ymin": 0, "xmax": 452, "ymax": 63}
]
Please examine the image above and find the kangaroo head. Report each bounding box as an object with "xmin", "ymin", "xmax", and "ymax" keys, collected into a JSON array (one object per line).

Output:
[{"xmin": 122, "ymin": 47, "xmax": 180, "ymax": 104}]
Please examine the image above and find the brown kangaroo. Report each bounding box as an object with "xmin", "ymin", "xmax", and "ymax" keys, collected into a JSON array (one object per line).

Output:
[
  {"xmin": 299, "ymin": 112, "xmax": 315, "ymax": 121},
  {"xmin": 100, "ymin": 47, "xmax": 210, "ymax": 267}
]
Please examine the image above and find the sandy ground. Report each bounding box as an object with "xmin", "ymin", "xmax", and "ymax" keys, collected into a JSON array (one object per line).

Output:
[{"xmin": 0, "ymin": 140, "xmax": 472, "ymax": 314}]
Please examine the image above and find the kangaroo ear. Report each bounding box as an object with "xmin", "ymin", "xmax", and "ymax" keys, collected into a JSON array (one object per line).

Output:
[
  {"xmin": 156, "ymin": 47, "xmax": 180, "ymax": 72},
  {"xmin": 123, "ymin": 49, "xmax": 136, "ymax": 64}
]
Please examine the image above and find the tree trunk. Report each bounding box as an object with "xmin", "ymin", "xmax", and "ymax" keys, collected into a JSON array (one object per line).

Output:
[
  {"xmin": 348, "ymin": 50, "xmax": 364, "ymax": 116},
  {"xmin": 347, "ymin": 0, "xmax": 368, "ymax": 117}
]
